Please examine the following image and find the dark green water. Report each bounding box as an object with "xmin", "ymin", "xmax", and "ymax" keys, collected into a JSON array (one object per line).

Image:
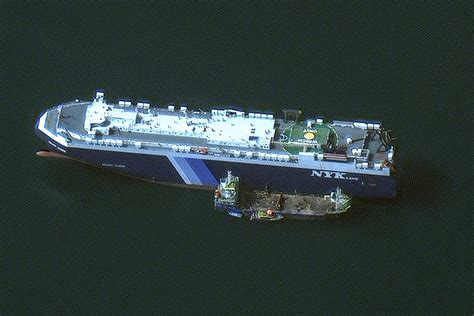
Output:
[{"xmin": 2, "ymin": 2, "xmax": 471, "ymax": 313}]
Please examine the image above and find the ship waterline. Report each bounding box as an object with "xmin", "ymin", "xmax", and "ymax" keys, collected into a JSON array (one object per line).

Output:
[{"xmin": 35, "ymin": 91, "xmax": 397, "ymax": 198}]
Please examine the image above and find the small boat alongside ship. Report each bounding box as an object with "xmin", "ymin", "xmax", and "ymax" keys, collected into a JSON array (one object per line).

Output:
[
  {"xmin": 250, "ymin": 210, "xmax": 284, "ymax": 222},
  {"xmin": 214, "ymin": 171, "xmax": 351, "ymax": 221}
]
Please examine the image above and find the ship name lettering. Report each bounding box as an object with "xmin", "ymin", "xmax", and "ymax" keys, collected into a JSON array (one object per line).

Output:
[{"xmin": 311, "ymin": 170, "xmax": 358, "ymax": 181}]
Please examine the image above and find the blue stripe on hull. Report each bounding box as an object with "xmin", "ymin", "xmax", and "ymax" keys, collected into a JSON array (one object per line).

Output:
[
  {"xmin": 185, "ymin": 158, "xmax": 219, "ymax": 186},
  {"xmin": 173, "ymin": 157, "xmax": 202, "ymax": 185}
]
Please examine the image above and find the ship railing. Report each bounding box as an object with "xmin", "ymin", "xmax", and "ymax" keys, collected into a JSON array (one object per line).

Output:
[
  {"xmin": 83, "ymin": 137, "xmax": 300, "ymax": 163},
  {"xmin": 350, "ymin": 148, "xmax": 370, "ymax": 158},
  {"xmin": 85, "ymin": 138, "xmax": 124, "ymax": 147},
  {"xmin": 208, "ymin": 139, "xmax": 271, "ymax": 150},
  {"xmin": 295, "ymin": 151, "xmax": 390, "ymax": 170},
  {"xmin": 332, "ymin": 120, "xmax": 381, "ymax": 130},
  {"xmin": 354, "ymin": 161, "xmax": 386, "ymax": 170},
  {"xmin": 89, "ymin": 137, "xmax": 326, "ymax": 166},
  {"xmin": 118, "ymin": 125, "xmax": 209, "ymax": 139}
]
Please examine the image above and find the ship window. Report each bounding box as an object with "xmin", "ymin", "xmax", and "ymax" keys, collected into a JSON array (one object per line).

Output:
[{"xmin": 249, "ymin": 136, "xmax": 259, "ymax": 141}]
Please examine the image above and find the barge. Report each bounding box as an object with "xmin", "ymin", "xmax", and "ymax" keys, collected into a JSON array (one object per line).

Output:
[{"xmin": 215, "ymin": 171, "xmax": 351, "ymax": 220}]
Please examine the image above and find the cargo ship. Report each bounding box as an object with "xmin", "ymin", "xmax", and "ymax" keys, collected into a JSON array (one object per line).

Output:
[{"xmin": 35, "ymin": 91, "xmax": 397, "ymax": 198}]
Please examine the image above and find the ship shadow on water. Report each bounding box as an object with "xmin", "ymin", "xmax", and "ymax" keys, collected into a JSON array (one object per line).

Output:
[
  {"xmin": 236, "ymin": 156, "xmax": 448, "ymax": 222},
  {"xmin": 394, "ymin": 157, "xmax": 447, "ymax": 207},
  {"xmin": 347, "ymin": 156, "xmax": 448, "ymax": 219}
]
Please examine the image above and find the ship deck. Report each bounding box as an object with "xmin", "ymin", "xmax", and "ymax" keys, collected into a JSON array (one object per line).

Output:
[
  {"xmin": 46, "ymin": 100, "xmax": 392, "ymax": 170},
  {"xmin": 56, "ymin": 102, "xmax": 287, "ymax": 153},
  {"xmin": 239, "ymin": 191, "xmax": 339, "ymax": 217}
]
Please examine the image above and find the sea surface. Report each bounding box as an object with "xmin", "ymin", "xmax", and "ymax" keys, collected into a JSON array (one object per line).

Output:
[{"xmin": 1, "ymin": 2, "xmax": 471, "ymax": 313}]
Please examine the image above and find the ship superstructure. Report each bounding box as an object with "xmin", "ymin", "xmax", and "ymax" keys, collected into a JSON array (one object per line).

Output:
[{"xmin": 36, "ymin": 91, "xmax": 397, "ymax": 197}]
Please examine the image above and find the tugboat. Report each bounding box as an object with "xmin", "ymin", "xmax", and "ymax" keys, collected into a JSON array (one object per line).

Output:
[
  {"xmin": 249, "ymin": 209, "xmax": 284, "ymax": 222},
  {"xmin": 214, "ymin": 171, "xmax": 351, "ymax": 221},
  {"xmin": 214, "ymin": 171, "xmax": 242, "ymax": 218}
]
